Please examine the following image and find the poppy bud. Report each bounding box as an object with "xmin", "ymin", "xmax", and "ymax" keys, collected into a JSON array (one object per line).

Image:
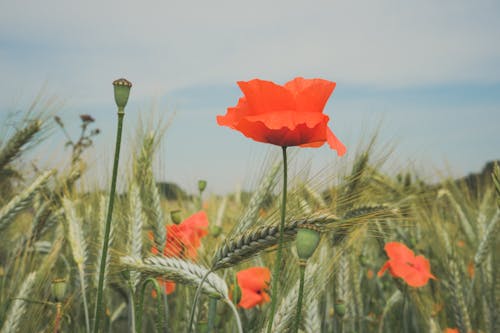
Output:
[
  {"xmin": 334, "ymin": 299, "xmax": 346, "ymax": 318},
  {"xmin": 51, "ymin": 278, "xmax": 67, "ymax": 302},
  {"xmin": 210, "ymin": 225, "xmax": 222, "ymax": 237},
  {"xmin": 112, "ymin": 78, "xmax": 132, "ymax": 109},
  {"xmin": 198, "ymin": 180, "xmax": 207, "ymax": 193},
  {"xmin": 170, "ymin": 210, "xmax": 182, "ymax": 225},
  {"xmin": 359, "ymin": 254, "xmax": 369, "ymax": 266},
  {"xmin": 295, "ymin": 225, "xmax": 321, "ymax": 261}
]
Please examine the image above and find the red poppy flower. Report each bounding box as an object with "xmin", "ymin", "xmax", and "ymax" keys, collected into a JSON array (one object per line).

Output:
[
  {"xmin": 444, "ymin": 329, "xmax": 459, "ymax": 333},
  {"xmin": 217, "ymin": 77, "xmax": 346, "ymax": 155},
  {"xmin": 164, "ymin": 211, "xmax": 209, "ymax": 259},
  {"xmin": 378, "ymin": 242, "xmax": 436, "ymax": 287},
  {"xmin": 150, "ymin": 211, "xmax": 209, "ymax": 295},
  {"xmin": 236, "ymin": 267, "xmax": 271, "ymax": 309}
]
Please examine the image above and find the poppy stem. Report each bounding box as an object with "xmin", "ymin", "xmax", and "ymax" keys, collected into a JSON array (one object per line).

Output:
[
  {"xmin": 293, "ymin": 262, "xmax": 306, "ymax": 333},
  {"xmin": 93, "ymin": 108, "xmax": 124, "ymax": 333},
  {"xmin": 137, "ymin": 278, "xmax": 164, "ymax": 333},
  {"xmin": 267, "ymin": 146, "xmax": 288, "ymax": 333}
]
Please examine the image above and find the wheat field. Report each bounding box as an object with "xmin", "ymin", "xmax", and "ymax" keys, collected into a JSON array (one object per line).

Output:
[{"xmin": 0, "ymin": 100, "xmax": 498, "ymax": 333}]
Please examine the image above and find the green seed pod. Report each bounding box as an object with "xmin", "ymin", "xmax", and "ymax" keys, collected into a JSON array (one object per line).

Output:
[
  {"xmin": 170, "ymin": 210, "xmax": 182, "ymax": 225},
  {"xmin": 112, "ymin": 78, "xmax": 132, "ymax": 109},
  {"xmin": 51, "ymin": 278, "xmax": 68, "ymax": 302},
  {"xmin": 198, "ymin": 180, "xmax": 207, "ymax": 193},
  {"xmin": 295, "ymin": 225, "xmax": 321, "ymax": 261},
  {"xmin": 210, "ymin": 225, "xmax": 222, "ymax": 237},
  {"xmin": 334, "ymin": 299, "xmax": 346, "ymax": 318}
]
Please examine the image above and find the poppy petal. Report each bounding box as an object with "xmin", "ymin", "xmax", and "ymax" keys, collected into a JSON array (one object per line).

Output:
[
  {"xmin": 326, "ymin": 127, "xmax": 347, "ymax": 156},
  {"xmin": 238, "ymin": 288, "xmax": 264, "ymax": 309},
  {"xmin": 285, "ymin": 78, "xmax": 336, "ymax": 114},
  {"xmin": 384, "ymin": 242, "xmax": 415, "ymax": 262},
  {"xmin": 237, "ymin": 267, "xmax": 271, "ymax": 291},
  {"xmin": 238, "ymin": 79, "xmax": 295, "ymax": 115}
]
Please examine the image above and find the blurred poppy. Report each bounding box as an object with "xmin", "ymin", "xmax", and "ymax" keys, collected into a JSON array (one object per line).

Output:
[
  {"xmin": 236, "ymin": 267, "xmax": 271, "ymax": 309},
  {"xmin": 150, "ymin": 211, "xmax": 209, "ymax": 295},
  {"xmin": 444, "ymin": 329, "xmax": 459, "ymax": 333},
  {"xmin": 378, "ymin": 242, "xmax": 436, "ymax": 287},
  {"xmin": 467, "ymin": 261, "xmax": 475, "ymax": 279},
  {"xmin": 163, "ymin": 211, "xmax": 209, "ymax": 259},
  {"xmin": 217, "ymin": 77, "xmax": 346, "ymax": 156}
]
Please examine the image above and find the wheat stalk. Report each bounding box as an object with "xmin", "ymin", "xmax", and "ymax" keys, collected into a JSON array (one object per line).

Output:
[
  {"xmin": 0, "ymin": 271, "xmax": 37, "ymax": 333},
  {"xmin": 120, "ymin": 256, "xmax": 228, "ymax": 299},
  {"xmin": 0, "ymin": 169, "xmax": 54, "ymax": 231}
]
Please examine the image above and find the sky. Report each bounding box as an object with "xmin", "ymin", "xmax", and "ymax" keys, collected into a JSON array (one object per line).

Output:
[{"xmin": 1, "ymin": 0, "xmax": 499, "ymax": 194}]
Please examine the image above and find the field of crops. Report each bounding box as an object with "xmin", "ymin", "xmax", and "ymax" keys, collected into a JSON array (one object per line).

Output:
[{"xmin": 0, "ymin": 80, "xmax": 498, "ymax": 333}]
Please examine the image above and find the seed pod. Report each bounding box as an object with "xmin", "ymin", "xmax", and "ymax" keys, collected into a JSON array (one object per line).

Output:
[
  {"xmin": 51, "ymin": 278, "xmax": 68, "ymax": 302},
  {"xmin": 198, "ymin": 180, "xmax": 207, "ymax": 193},
  {"xmin": 112, "ymin": 78, "xmax": 132, "ymax": 109},
  {"xmin": 295, "ymin": 225, "xmax": 321, "ymax": 261},
  {"xmin": 170, "ymin": 210, "xmax": 182, "ymax": 225}
]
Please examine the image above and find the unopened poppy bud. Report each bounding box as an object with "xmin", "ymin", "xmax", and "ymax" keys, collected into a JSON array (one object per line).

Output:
[
  {"xmin": 210, "ymin": 225, "xmax": 222, "ymax": 237},
  {"xmin": 51, "ymin": 278, "xmax": 67, "ymax": 302},
  {"xmin": 334, "ymin": 299, "xmax": 346, "ymax": 318},
  {"xmin": 359, "ymin": 254, "xmax": 369, "ymax": 266},
  {"xmin": 112, "ymin": 78, "xmax": 132, "ymax": 109},
  {"xmin": 170, "ymin": 210, "xmax": 182, "ymax": 224},
  {"xmin": 295, "ymin": 225, "xmax": 321, "ymax": 261},
  {"xmin": 198, "ymin": 180, "xmax": 207, "ymax": 193}
]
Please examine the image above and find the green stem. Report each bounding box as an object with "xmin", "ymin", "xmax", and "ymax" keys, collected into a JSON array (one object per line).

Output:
[
  {"xmin": 224, "ymin": 299, "xmax": 243, "ymax": 333},
  {"xmin": 188, "ymin": 269, "xmax": 213, "ymax": 333},
  {"xmin": 92, "ymin": 109, "xmax": 125, "ymax": 333},
  {"xmin": 137, "ymin": 278, "xmax": 164, "ymax": 333},
  {"xmin": 207, "ymin": 297, "xmax": 217, "ymax": 333},
  {"xmin": 267, "ymin": 146, "xmax": 288, "ymax": 333},
  {"xmin": 293, "ymin": 263, "xmax": 306, "ymax": 333},
  {"xmin": 127, "ymin": 282, "xmax": 136, "ymax": 333}
]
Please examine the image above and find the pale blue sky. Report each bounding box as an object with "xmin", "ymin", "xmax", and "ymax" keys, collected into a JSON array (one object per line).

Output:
[{"xmin": 1, "ymin": 0, "xmax": 499, "ymax": 193}]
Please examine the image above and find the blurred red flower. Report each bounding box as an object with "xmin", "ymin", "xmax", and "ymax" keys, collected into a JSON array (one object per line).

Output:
[
  {"xmin": 217, "ymin": 77, "xmax": 346, "ymax": 155},
  {"xmin": 378, "ymin": 242, "xmax": 436, "ymax": 287},
  {"xmin": 150, "ymin": 211, "xmax": 209, "ymax": 295},
  {"xmin": 236, "ymin": 267, "xmax": 271, "ymax": 309},
  {"xmin": 444, "ymin": 329, "xmax": 459, "ymax": 333}
]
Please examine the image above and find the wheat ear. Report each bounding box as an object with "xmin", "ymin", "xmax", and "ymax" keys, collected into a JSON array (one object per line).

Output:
[
  {"xmin": 0, "ymin": 120, "xmax": 41, "ymax": 171},
  {"xmin": 0, "ymin": 271, "xmax": 37, "ymax": 333},
  {"xmin": 448, "ymin": 259, "xmax": 472, "ymax": 333},
  {"xmin": 0, "ymin": 169, "xmax": 54, "ymax": 231},
  {"xmin": 128, "ymin": 183, "xmax": 144, "ymax": 290},
  {"xmin": 212, "ymin": 214, "xmax": 338, "ymax": 270},
  {"xmin": 62, "ymin": 198, "xmax": 90, "ymax": 333},
  {"xmin": 233, "ymin": 160, "xmax": 281, "ymax": 234},
  {"xmin": 120, "ymin": 256, "xmax": 228, "ymax": 300}
]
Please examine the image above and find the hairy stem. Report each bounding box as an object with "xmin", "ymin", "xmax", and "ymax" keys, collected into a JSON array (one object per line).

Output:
[
  {"xmin": 267, "ymin": 146, "xmax": 288, "ymax": 332},
  {"xmin": 294, "ymin": 263, "xmax": 306, "ymax": 333},
  {"xmin": 93, "ymin": 109, "xmax": 124, "ymax": 332}
]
